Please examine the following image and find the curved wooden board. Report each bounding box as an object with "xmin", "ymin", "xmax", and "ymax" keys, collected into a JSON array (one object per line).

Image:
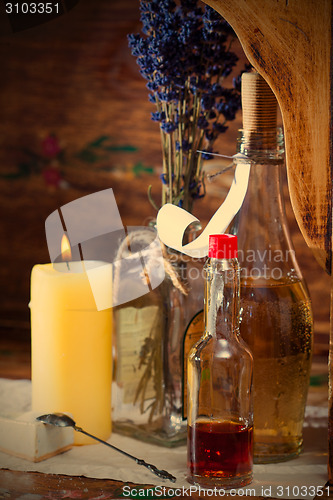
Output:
[{"xmin": 205, "ymin": 0, "xmax": 332, "ymax": 274}]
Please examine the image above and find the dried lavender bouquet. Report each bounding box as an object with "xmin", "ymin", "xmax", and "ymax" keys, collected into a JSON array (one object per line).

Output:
[{"xmin": 129, "ymin": 0, "xmax": 247, "ymax": 213}]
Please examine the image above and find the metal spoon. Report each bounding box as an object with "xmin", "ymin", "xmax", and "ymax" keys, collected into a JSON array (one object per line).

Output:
[{"xmin": 36, "ymin": 413, "xmax": 176, "ymax": 483}]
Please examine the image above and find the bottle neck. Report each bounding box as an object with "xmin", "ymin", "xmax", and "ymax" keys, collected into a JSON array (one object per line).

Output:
[
  {"xmin": 237, "ymin": 128, "xmax": 285, "ymax": 160},
  {"xmin": 237, "ymin": 158, "xmax": 286, "ymax": 231},
  {"xmin": 204, "ymin": 257, "xmax": 240, "ymax": 340}
]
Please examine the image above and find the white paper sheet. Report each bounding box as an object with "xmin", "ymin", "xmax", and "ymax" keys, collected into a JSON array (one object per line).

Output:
[{"xmin": 0, "ymin": 379, "xmax": 328, "ymax": 499}]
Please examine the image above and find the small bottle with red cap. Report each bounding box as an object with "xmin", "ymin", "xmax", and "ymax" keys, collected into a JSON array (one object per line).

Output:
[{"xmin": 187, "ymin": 234, "xmax": 253, "ymax": 489}]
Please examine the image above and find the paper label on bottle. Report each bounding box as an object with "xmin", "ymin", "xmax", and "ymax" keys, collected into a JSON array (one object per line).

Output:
[
  {"xmin": 182, "ymin": 309, "xmax": 204, "ymax": 419},
  {"xmin": 115, "ymin": 305, "xmax": 161, "ymax": 404}
]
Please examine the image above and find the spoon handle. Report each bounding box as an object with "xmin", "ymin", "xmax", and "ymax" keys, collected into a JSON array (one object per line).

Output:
[{"xmin": 74, "ymin": 426, "xmax": 176, "ymax": 483}]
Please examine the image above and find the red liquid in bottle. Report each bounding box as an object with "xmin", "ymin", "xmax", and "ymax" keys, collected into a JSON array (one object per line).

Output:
[{"xmin": 188, "ymin": 420, "xmax": 253, "ymax": 480}]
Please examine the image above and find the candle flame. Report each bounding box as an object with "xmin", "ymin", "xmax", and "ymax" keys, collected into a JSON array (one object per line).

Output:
[{"xmin": 61, "ymin": 234, "xmax": 72, "ymax": 262}]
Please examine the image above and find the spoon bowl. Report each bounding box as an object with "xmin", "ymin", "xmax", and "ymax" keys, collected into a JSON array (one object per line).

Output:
[{"xmin": 37, "ymin": 413, "xmax": 76, "ymax": 428}]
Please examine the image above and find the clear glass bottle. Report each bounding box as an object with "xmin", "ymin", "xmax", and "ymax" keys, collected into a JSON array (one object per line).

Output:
[
  {"xmin": 187, "ymin": 234, "xmax": 253, "ymax": 489},
  {"xmin": 229, "ymin": 72, "xmax": 313, "ymax": 463},
  {"xmin": 112, "ymin": 224, "xmax": 204, "ymax": 447}
]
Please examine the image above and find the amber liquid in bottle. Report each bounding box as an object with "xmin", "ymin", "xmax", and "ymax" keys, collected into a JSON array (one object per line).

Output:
[
  {"xmin": 239, "ymin": 278, "xmax": 312, "ymax": 460},
  {"xmin": 188, "ymin": 420, "xmax": 253, "ymax": 479}
]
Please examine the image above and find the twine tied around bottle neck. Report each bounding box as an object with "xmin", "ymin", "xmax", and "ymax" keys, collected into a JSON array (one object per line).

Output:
[{"xmin": 113, "ymin": 228, "xmax": 189, "ymax": 303}]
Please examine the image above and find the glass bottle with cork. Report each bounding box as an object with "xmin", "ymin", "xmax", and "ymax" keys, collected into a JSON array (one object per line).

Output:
[
  {"xmin": 229, "ymin": 71, "xmax": 313, "ymax": 463},
  {"xmin": 187, "ymin": 234, "xmax": 253, "ymax": 489}
]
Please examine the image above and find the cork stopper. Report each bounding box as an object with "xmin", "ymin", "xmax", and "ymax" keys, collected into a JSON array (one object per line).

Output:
[{"xmin": 241, "ymin": 71, "xmax": 277, "ymax": 131}]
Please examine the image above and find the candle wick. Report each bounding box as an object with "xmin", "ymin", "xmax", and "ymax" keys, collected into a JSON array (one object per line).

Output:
[
  {"xmin": 66, "ymin": 261, "xmax": 70, "ymax": 271},
  {"xmin": 78, "ymin": 242, "xmax": 86, "ymax": 272}
]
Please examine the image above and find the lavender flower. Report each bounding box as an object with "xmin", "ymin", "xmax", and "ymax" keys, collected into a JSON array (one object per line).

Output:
[{"xmin": 129, "ymin": 0, "xmax": 248, "ymax": 212}]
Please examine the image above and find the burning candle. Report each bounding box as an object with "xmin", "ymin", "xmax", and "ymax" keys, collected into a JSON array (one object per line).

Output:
[{"xmin": 30, "ymin": 235, "xmax": 113, "ymax": 445}]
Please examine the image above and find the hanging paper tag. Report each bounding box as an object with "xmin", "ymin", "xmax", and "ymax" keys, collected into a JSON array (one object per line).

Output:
[{"xmin": 156, "ymin": 162, "xmax": 251, "ymax": 257}]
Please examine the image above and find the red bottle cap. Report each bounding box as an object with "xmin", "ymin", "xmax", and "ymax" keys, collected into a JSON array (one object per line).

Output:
[{"xmin": 208, "ymin": 234, "xmax": 238, "ymax": 259}]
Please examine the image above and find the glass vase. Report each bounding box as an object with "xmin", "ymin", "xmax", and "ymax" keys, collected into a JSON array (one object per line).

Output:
[
  {"xmin": 229, "ymin": 127, "xmax": 313, "ymax": 463},
  {"xmin": 112, "ymin": 224, "xmax": 204, "ymax": 447}
]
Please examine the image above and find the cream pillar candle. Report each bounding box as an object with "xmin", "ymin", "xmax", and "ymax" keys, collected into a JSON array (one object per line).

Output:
[{"xmin": 30, "ymin": 260, "xmax": 112, "ymax": 445}]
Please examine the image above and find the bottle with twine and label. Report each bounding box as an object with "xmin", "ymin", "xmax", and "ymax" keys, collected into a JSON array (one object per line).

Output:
[
  {"xmin": 112, "ymin": 224, "xmax": 204, "ymax": 447},
  {"xmin": 229, "ymin": 71, "xmax": 313, "ymax": 462}
]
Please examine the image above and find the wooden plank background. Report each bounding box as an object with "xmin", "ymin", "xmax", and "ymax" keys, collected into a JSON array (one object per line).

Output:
[{"xmin": 0, "ymin": 0, "xmax": 330, "ymax": 358}]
